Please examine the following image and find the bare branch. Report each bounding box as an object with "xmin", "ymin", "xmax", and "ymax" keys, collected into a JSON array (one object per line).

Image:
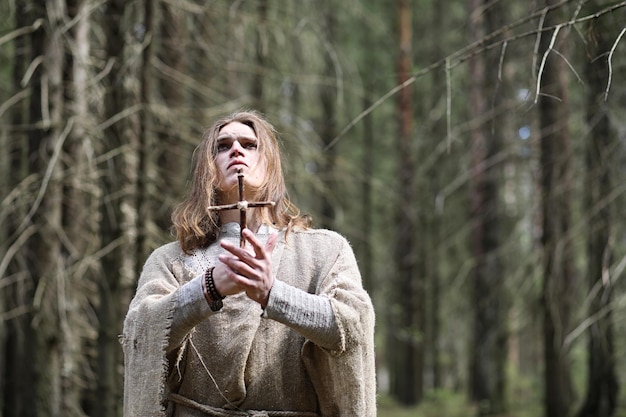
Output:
[
  {"xmin": 0, "ymin": 19, "xmax": 43, "ymax": 47},
  {"xmin": 553, "ymin": 49, "xmax": 584, "ymax": 84},
  {"xmin": 604, "ymin": 27, "xmax": 626, "ymax": 101},
  {"xmin": 532, "ymin": 7, "xmax": 549, "ymax": 84},
  {"xmin": 95, "ymin": 104, "xmax": 143, "ymax": 132},
  {"xmin": 0, "ymin": 225, "xmax": 36, "ymax": 280},
  {"xmin": 497, "ymin": 40, "xmax": 508, "ymax": 81},
  {"xmin": 323, "ymin": 75, "xmax": 415, "ymax": 151},
  {"xmin": 0, "ymin": 89, "xmax": 29, "ymax": 119},
  {"xmin": 445, "ymin": 57, "xmax": 452, "ymax": 153},
  {"xmin": 21, "ymin": 55, "xmax": 44, "ymax": 88},
  {"xmin": 0, "ymin": 305, "xmax": 31, "ymax": 322},
  {"xmin": 152, "ymin": 58, "xmax": 222, "ymax": 100},
  {"xmin": 327, "ymin": 1, "xmax": 626, "ymax": 148},
  {"xmin": 14, "ymin": 118, "xmax": 74, "ymax": 237},
  {"xmin": 563, "ymin": 299, "xmax": 618, "ymax": 349},
  {"xmin": 535, "ymin": 24, "xmax": 562, "ymax": 104},
  {"xmin": 58, "ymin": 0, "xmax": 106, "ymax": 35}
]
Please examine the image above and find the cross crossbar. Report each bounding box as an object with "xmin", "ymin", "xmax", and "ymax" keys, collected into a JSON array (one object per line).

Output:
[{"xmin": 207, "ymin": 169, "xmax": 275, "ymax": 247}]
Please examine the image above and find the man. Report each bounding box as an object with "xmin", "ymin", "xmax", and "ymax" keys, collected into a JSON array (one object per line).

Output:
[{"xmin": 121, "ymin": 110, "xmax": 376, "ymax": 416}]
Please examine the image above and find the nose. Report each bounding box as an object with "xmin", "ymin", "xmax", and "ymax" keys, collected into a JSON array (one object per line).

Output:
[{"xmin": 230, "ymin": 140, "xmax": 244, "ymax": 157}]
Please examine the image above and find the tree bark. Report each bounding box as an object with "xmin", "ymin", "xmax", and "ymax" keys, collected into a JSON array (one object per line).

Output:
[
  {"xmin": 156, "ymin": 1, "xmax": 188, "ymax": 233},
  {"xmin": 62, "ymin": 0, "xmax": 100, "ymax": 414},
  {"xmin": 2, "ymin": 2, "xmax": 39, "ymax": 416},
  {"xmin": 576, "ymin": 6, "xmax": 620, "ymax": 417},
  {"xmin": 389, "ymin": 0, "xmax": 423, "ymax": 405},
  {"xmin": 252, "ymin": 0, "xmax": 267, "ymax": 110},
  {"xmin": 137, "ymin": 0, "xmax": 158, "ymax": 260},
  {"xmin": 96, "ymin": 1, "xmax": 141, "ymax": 416},
  {"xmin": 319, "ymin": 0, "xmax": 338, "ymax": 230},
  {"xmin": 360, "ymin": 91, "xmax": 374, "ymax": 293},
  {"xmin": 467, "ymin": 0, "xmax": 507, "ymax": 414},
  {"xmin": 537, "ymin": 2, "xmax": 575, "ymax": 417},
  {"xmin": 427, "ymin": 0, "xmax": 445, "ymax": 391},
  {"xmin": 27, "ymin": 0, "xmax": 66, "ymax": 415}
]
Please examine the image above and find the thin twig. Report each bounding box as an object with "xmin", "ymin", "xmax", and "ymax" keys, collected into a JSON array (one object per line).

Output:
[
  {"xmin": 604, "ymin": 27, "xmax": 626, "ymax": 101},
  {"xmin": 498, "ymin": 40, "xmax": 508, "ymax": 81},
  {"xmin": 15, "ymin": 118, "xmax": 74, "ymax": 237},
  {"xmin": 58, "ymin": 0, "xmax": 107, "ymax": 35},
  {"xmin": 563, "ymin": 264, "xmax": 626, "ymax": 349},
  {"xmin": 535, "ymin": 25, "xmax": 562, "ymax": 104},
  {"xmin": 553, "ymin": 48, "xmax": 584, "ymax": 84},
  {"xmin": 445, "ymin": 57, "xmax": 452, "ymax": 153},
  {"xmin": 95, "ymin": 104, "xmax": 143, "ymax": 132},
  {"xmin": 0, "ymin": 89, "xmax": 29, "ymax": 119},
  {"xmin": 0, "ymin": 305, "xmax": 31, "ymax": 321},
  {"xmin": 21, "ymin": 55, "xmax": 44, "ymax": 88},
  {"xmin": 532, "ymin": 8, "xmax": 548, "ymax": 83},
  {"xmin": 0, "ymin": 19, "xmax": 43, "ymax": 47},
  {"xmin": 326, "ymin": 1, "xmax": 626, "ymax": 148},
  {"xmin": 0, "ymin": 225, "xmax": 37, "ymax": 280},
  {"xmin": 323, "ymin": 76, "xmax": 415, "ymax": 151}
]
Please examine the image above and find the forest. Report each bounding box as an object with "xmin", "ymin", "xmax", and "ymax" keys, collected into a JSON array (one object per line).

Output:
[{"xmin": 1, "ymin": 0, "xmax": 626, "ymax": 416}]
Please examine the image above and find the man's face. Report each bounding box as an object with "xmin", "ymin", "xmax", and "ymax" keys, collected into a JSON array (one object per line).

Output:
[{"xmin": 215, "ymin": 121, "xmax": 266, "ymax": 197}]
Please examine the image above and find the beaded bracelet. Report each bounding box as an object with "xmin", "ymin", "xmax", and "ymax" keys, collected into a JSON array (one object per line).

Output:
[{"xmin": 203, "ymin": 267, "xmax": 224, "ymax": 311}]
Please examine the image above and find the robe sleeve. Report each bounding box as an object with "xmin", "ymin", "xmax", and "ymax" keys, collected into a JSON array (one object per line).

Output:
[
  {"xmin": 262, "ymin": 279, "xmax": 342, "ymax": 349},
  {"xmin": 120, "ymin": 244, "xmax": 184, "ymax": 417},
  {"xmin": 302, "ymin": 235, "xmax": 377, "ymax": 417}
]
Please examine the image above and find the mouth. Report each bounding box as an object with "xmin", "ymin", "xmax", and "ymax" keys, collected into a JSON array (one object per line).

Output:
[{"xmin": 228, "ymin": 160, "xmax": 248, "ymax": 169}]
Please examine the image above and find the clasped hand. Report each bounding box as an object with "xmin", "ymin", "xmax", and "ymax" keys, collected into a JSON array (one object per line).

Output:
[{"xmin": 214, "ymin": 228, "xmax": 278, "ymax": 308}]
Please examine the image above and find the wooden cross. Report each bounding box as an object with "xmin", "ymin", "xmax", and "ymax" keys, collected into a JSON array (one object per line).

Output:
[{"xmin": 207, "ymin": 169, "xmax": 275, "ymax": 247}]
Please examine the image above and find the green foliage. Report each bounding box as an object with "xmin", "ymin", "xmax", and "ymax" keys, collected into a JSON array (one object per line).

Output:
[{"xmin": 378, "ymin": 390, "xmax": 475, "ymax": 417}]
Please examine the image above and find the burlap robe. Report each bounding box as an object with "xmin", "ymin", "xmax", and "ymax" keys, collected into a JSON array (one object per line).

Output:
[{"xmin": 121, "ymin": 228, "xmax": 376, "ymax": 417}]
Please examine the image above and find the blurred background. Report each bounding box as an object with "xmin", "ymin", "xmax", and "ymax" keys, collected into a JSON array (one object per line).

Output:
[{"xmin": 1, "ymin": 0, "xmax": 626, "ymax": 416}]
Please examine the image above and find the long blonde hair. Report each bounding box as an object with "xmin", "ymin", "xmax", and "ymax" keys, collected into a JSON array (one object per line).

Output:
[{"xmin": 172, "ymin": 110, "xmax": 311, "ymax": 253}]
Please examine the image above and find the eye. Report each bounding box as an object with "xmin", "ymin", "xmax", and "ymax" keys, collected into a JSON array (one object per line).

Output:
[
  {"xmin": 244, "ymin": 141, "xmax": 258, "ymax": 150},
  {"xmin": 216, "ymin": 142, "xmax": 230, "ymax": 152}
]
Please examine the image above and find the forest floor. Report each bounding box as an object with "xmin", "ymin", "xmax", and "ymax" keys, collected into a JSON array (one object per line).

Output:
[{"xmin": 378, "ymin": 391, "xmax": 626, "ymax": 417}]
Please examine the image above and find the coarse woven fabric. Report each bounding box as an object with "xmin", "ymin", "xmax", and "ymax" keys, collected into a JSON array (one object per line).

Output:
[{"xmin": 121, "ymin": 225, "xmax": 376, "ymax": 417}]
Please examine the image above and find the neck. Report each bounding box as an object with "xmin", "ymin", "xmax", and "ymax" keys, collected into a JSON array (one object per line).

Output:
[
  {"xmin": 218, "ymin": 185, "xmax": 260, "ymax": 205},
  {"xmin": 220, "ymin": 209, "xmax": 261, "ymax": 232}
]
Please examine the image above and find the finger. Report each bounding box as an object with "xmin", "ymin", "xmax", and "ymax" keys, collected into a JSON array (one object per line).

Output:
[
  {"xmin": 241, "ymin": 229, "xmax": 279, "ymax": 258},
  {"xmin": 220, "ymin": 260, "xmax": 270, "ymax": 299},
  {"xmin": 241, "ymin": 229, "xmax": 266, "ymax": 258},
  {"xmin": 218, "ymin": 254, "xmax": 258, "ymax": 279},
  {"xmin": 265, "ymin": 233, "xmax": 278, "ymax": 254},
  {"xmin": 220, "ymin": 238, "xmax": 254, "ymax": 259},
  {"xmin": 220, "ymin": 247, "xmax": 259, "ymax": 275}
]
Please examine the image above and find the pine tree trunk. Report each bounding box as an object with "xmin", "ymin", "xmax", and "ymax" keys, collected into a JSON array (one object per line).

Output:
[
  {"xmin": 467, "ymin": 0, "xmax": 507, "ymax": 414},
  {"xmin": 252, "ymin": 0, "xmax": 267, "ymax": 109},
  {"xmin": 390, "ymin": 0, "xmax": 423, "ymax": 405},
  {"xmin": 428, "ymin": 0, "xmax": 445, "ymax": 391},
  {"xmin": 360, "ymin": 92, "xmax": 374, "ymax": 293},
  {"xmin": 62, "ymin": 0, "xmax": 100, "ymax": 414},
  {"xmin": 96, "ymin": 1, "xmax": 141, "ymax": 415},
  {"xmin": 319, "ymin": 0, "xmax": 338, "ymax": 229},
  {"xmin": 576, "ymin": 7, "xmax": 619, "ymax": 417},
  {"xmin": 2, "ymin": 3, "xmax": 39, "ymax": 416},
  {"xmin": 137, "ymin": 0, "xmax": 158, "ymax": 259},
  {"xmin": 28, "ymin": 0, "xmax": 66, "ymax": 414},
  {"xmin": 538, "ymin": 2, "xmax": 575, "ymax": 416},
  {"xmin": 156, "ymin": 1, "xmax": 188, "ymax": 233}
]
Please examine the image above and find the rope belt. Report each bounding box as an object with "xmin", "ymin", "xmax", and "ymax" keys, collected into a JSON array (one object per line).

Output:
[{"xmin": 168, "ymin": 392, "xmax": 320, "ymax": 417}]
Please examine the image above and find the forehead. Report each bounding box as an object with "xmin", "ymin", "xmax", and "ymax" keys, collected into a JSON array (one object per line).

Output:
[{"xmin": 217, "ymin": 121, "xmax": 257, "ymax": 140}]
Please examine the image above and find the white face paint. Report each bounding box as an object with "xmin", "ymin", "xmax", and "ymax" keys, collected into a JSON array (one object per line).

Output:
[{"xmin": 215, "ymin": 122, "xmax": 266, "ymax": 199}]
